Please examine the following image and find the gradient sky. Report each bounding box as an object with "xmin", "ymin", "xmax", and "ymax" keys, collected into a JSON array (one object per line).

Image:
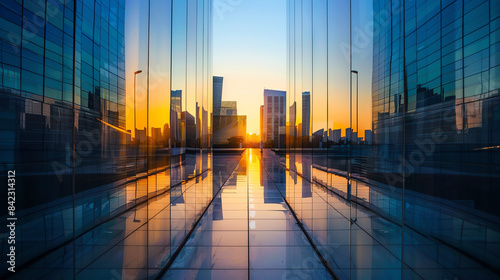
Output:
[{"xmin": 213, "ymin": 0, "xmax": 287, "ymax": 135}]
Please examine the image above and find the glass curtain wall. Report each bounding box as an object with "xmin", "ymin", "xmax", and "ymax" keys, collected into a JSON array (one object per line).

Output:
[
  {"xmin": 287, "ymin": 0, "xmax": 500, "ymax": 278},
  {"xmin": 0, "ymin": 0, "xmax": 212, "ymax": 278}
]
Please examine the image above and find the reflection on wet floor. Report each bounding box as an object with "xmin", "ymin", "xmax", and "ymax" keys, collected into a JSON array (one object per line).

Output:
[
  {"xmin": 161, "ymin": 149, "xmax": 331, "ymax": 280},
  {"xmin": 10, "ymin": 153, "xmax": 241, "ymax": 280},
  {"xmin": 12, "ymin": 149, "xmax": 497, "ymax": 279},
  {"xmin": 263, "ymin": 151, "xmax": 498, "ymax": 280}
]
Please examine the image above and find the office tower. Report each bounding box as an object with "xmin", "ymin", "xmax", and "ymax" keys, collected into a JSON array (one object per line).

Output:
[
  {"xmin": 213, "ymin": 76, "xmax": 223, "ymax": 116},
  {"xmin": 220, "ymin": 101, "xmax": 237, "ymax": 115},
  {"xmin": 170, "ymin": 90, "xmax": 182, "ymax": 145},
  {"xmin": 263, "ymin": 89, "xmax": 286, "ymax": 148},
  {"xmin": 302, "ymin": 91, "xmax": 310, "ymax": 137}
]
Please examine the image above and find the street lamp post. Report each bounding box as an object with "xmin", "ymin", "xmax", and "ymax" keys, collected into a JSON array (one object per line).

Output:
[
  {"xmin": 351, "ymin": 70, "xmax": 358, "ymax": 146},
  {"xmin": 348, "ymin": 70, "xmax": 358, "ymax": 204},
  {"xmin": 133, "ymin": 70, "xmax": 142, "ymax": 202},
  {"xmin": 134, "ymin": 70, "xmax": 143, "ymax": 144}
]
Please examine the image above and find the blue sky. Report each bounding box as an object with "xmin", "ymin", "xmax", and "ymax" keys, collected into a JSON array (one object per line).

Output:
[{"xmin": 213, "ymin": 0, "xmax": 287, "ymax": 134}]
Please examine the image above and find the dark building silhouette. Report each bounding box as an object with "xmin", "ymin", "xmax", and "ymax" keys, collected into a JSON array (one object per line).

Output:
[{"xmin": 213, "ymin": 76, "xmax": 223, "ymax": 116}]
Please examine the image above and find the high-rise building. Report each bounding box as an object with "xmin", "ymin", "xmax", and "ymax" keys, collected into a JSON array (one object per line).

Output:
[
  {"xmin": 263, "ymin": 89, "xmax": 286, "ymax": 147},
  {"xmin": 213, "ymin": 76, "xmax": 223, "ymax": 116},
  {"xmin": 171, "ymin": 90, "xmax": 182, "ymax": 144},
  {"xmin": 302, "ymin": 91, "xmax": 310, "ymax": 137}
]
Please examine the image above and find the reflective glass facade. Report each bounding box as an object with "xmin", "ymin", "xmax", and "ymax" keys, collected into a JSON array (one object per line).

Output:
[
  {"xmin": 287, "ymin": 0, "xmax": 500, "ymax": 278},
  {"xmin": 1, "ymin": 0, "xmax": 499, "ymax": 279},
  {"xmin": 0, "ymin": 0, "xmax": 213, "ymax": 278}
]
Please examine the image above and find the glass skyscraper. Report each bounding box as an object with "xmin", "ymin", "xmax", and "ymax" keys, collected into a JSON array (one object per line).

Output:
[
  {"xmin": 286, "ymin": 0, "xmax": 500, "ymax": 278},
  {"xmin": 0, "ymin": 0, "xmax": 213, "ymax": 278},
  {"xmin": 372, "ymin": 0, "xmax": 500, "ymax": 275},
  {"xmin": 1, "ymin": 0, "xmax": 130, "ymax": 272},
  {"xmin": 212, "ymin": 75, "xmax": 223, "ymax": 116}
]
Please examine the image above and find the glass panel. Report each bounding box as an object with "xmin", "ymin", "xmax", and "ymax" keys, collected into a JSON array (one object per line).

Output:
[
  {"xmin": 170, "ymin": 0, "xmax": 187, "ymax": 257},
  {"xmin": 147, "ymin": 0, "xmax": 172, "ymax": 273},
  {"xmin": 326, "ymin": 0, "xmax": 351, "ymax": 277},
  {"xmin": 351, "ymin": 0, "xmax": 404, "ymax": 277}
]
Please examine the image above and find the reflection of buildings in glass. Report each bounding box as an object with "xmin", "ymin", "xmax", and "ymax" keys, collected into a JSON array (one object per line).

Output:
[
  {"xmin": 302, "ymin": 91, "xmax": 310, "ymax": 137},
  {"xmin": 416, "ymin": 85, "xmax": 442, "ymax": 109},
  {"xmin": 313, "ymin": 128, "xmax": 324, "ymax": 147},
  {"xmin": 212, "ymin": 196, "xmax": 224, "ymax": 220},
  {"xmin": 369, "ymin": 0, "xmax": 500, "ymax": 274},
  {"xmin": 202, "ymin": 105, "xmax": 208, "ymax": 147},
  {"xmin": 0, "ymin": 0, "xmax": 214, "ymax": 277},
  {"xmin": 220, "ymin": 101, "xmax": 237, "ymax": 116},
  {"xmin": 1, "ymin": 0, "xmax": 127, "ymax": 188},
  {"xmin": 213, "ymin": 76, "xmax": 223, "ymax": 116},
  {"xmin": 126, "ymin": 130, "xmax": 132, "ymax": 145},
  {"xmin": 151, "ymin": 127, "xmax": 162, "ymax": 145},
  {"xmin": 263, "ymin": 89, "xmax": 286, "ymax": 147},
  {"xmin": 171, "ymin": 90, "xmax": 182, "ymax": 144},
  {"xmin": 0, "ymin": 0, "xmax": 128, "ymax": 272},
  {"xmin": 345, "ymin": 128, "xmax": 360, "ymax": 144},
  {"xmin": 163, "ymin": 123, "xmax": 171, "ymax": 146},
  {"xmin": 135, "ymin": 128, "xmax": 147, "ymax": 144},
  {"xmin": 263, "ymin": 165, "xmax": 285, "ymax": 203},
  {"xmin": 196, "ymin": 102, "xmax": 207, "ymax": 147}
]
